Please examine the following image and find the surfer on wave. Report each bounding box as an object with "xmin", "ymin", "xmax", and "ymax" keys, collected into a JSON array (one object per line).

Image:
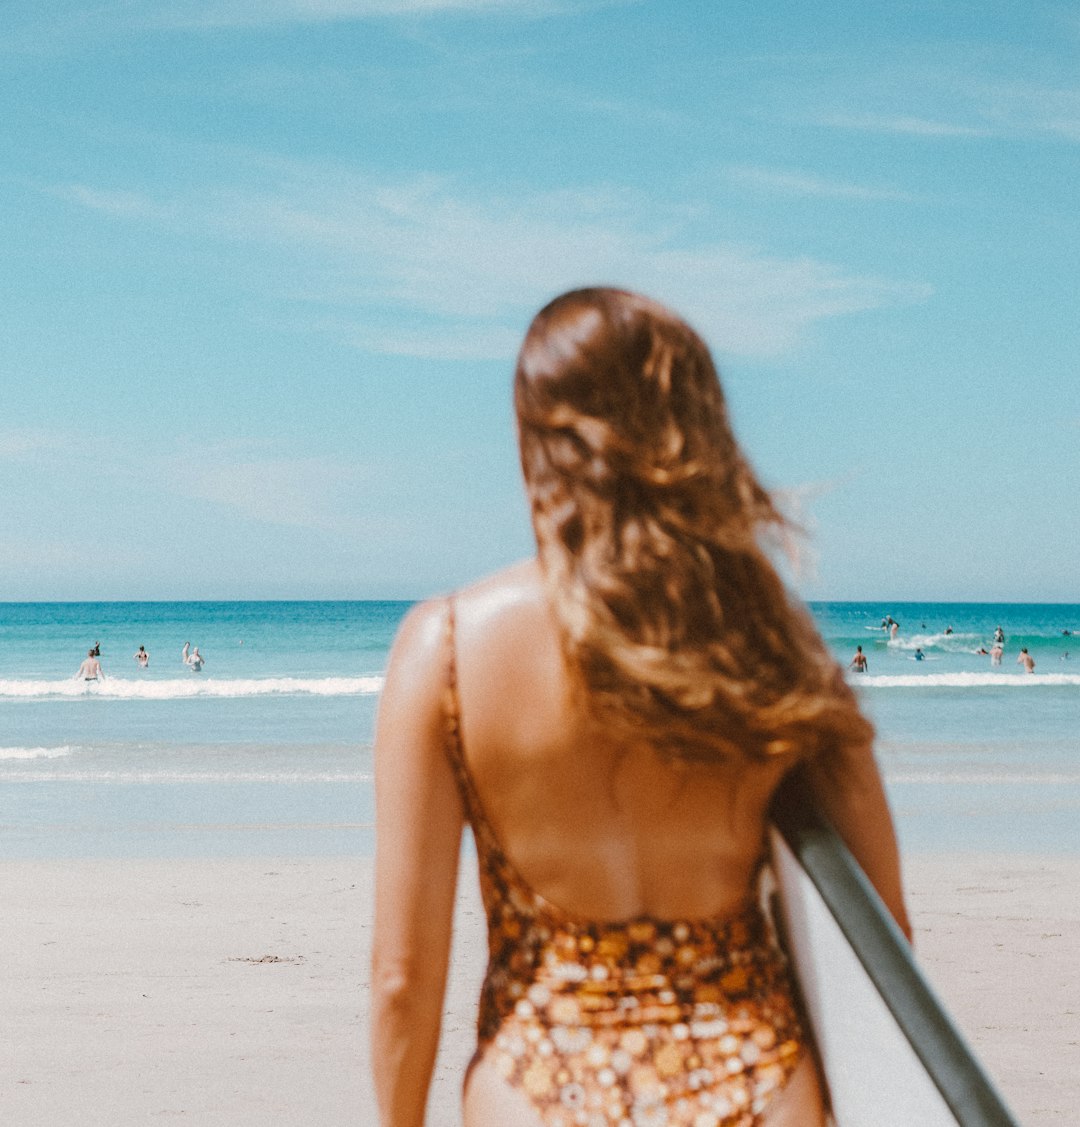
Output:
[{"xmin": 371, "ymin": 288, "xmax": 911, "ymax": 1127}]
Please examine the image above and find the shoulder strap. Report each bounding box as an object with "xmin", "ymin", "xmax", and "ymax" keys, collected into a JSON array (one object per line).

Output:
[
  {"xmin": 441, "ymin": 598, "xmax": 492, "ymax": 836},
  {"xmin": 441, "ymin": 597, "xmax": 521, "ymax": 878},
  {"xmin": 442, "ymin": 596, "xmax": 466, "ymax": 774}
]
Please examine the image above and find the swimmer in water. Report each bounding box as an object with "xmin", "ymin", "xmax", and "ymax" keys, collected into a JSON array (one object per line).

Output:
[
  {"xmin": 849, "ymin": 645, "xmax": 869, "ymax": 672},
  {"xmin": 134, "ymin": 645, "xmax": 149, "ymax": 668},
  {"xmin": 914, "ymin": 648, "xmax": 925, "ymax": 661},
  {"xmin": 993, "ymin": 626, "xmax": 1005, "ymax": 645},
  {"xmin": 74, "ymin": 650, "xmax": 105, "ymax": 682},
  {"xmin": 990, "ymin": 643, "xmax": 1004, "ymax": 666},
  {"xmin": 186, "ymin": 646, "xmax": 205, "ymax": 672},
  {"xmin": 1017, "ymin": 648, "xmax": 1035, "ymax": 674}
]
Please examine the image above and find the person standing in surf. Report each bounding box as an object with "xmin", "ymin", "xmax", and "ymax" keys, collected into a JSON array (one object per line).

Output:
[{"xmin": 74, "ymin": 650, "xmax": 105, "ymax": 682}]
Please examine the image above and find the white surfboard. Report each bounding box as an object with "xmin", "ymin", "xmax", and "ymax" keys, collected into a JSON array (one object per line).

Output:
[{"xmin": 769, "ymin": 780, "xmax": 1017, "ymax": 1127}]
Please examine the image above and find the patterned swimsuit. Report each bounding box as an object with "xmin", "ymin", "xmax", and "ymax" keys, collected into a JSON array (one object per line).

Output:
[{"xmin": 443, "ymin": 604, "xmax": 806, "ymax": 1127}]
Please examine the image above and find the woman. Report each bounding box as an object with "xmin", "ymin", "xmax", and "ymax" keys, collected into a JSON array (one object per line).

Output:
[{"xmin": 373, "ymin": 288, "xmax": 910, "ymax": 1126}]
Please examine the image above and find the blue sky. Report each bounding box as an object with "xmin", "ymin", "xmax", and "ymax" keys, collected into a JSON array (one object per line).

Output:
[{"xmin": 2, "ymin": 0, "xmax": 1078, "ymax": 601}]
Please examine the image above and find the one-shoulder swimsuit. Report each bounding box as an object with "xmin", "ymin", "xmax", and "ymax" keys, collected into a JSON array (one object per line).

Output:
[{"xmin": 442, "ymin": 600, "xmax": 806, "ymax": 1127}]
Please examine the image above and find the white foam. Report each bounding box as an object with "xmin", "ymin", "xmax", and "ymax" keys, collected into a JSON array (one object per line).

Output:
[
  {"xmin": 0, "ymin": 675, "xmax": 385, "ymax": 700},
  {"xmin": 886, "ymin": 772, "xmax": 1080, "ymax": 785},
  {"xmin": 2, "ymin": 770, "xmax": 374, "ymax": 783},
  {"xmin": 858, "ymin": 672, "xmax": 1080, "ymax": 688},
  {"xmin": 0, "ymin": 745, "xmax": 74, "ymax": 760},
  {"xmin": 887, "ymin": 632, "xmax": 978, "ymax": 651}
]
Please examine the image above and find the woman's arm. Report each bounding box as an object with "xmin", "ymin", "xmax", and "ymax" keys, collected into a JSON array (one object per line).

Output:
[
  {"xmin": 372, "ymin": 600, "xmax": 465, "ymax": 1126},
  {"xmin": 802, "ymin": 740, "xmax": 913, "ymax": 941}
]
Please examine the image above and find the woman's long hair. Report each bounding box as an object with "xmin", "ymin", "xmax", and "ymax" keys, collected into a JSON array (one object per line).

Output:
[{"xmin": 515, "ymin": 287, "xmax": 872, "ymax": 764}]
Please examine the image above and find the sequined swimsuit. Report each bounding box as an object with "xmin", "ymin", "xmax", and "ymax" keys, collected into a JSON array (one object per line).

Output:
[{"xmin": 443, "ymin": 603, "xmax": 806, "ymax": 1127}]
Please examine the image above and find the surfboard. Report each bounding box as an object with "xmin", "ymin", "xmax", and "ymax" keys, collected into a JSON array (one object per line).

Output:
[{"xmin": 769, "ymin": 777, "xmax": 1018, "ymax": 1127}]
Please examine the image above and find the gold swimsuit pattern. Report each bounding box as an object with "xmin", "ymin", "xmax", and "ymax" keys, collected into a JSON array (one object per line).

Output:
[{"xmin": 443, "ymin": 602, "xmax": 805, "ymax": 1127}]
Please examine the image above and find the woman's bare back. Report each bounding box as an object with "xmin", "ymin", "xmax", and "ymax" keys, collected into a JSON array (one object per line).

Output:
[
  {"xmin": 452, "ymin": 560, "xmax": 791, "ymax": 925},
  {"xmin": 452, "ymin": 562, "xmax": 825, "ymax": 1125}
]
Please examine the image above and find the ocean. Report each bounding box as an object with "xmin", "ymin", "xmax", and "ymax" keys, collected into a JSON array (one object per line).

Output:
[{"xmin": 1, "ymin": 600, "xmax": 1077, "ymax": 860}]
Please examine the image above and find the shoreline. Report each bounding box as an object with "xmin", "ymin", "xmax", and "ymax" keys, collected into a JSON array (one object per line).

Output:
[{"xmin": 2, "ymin": 853, "xmax": 1075, "ymax": 1125}]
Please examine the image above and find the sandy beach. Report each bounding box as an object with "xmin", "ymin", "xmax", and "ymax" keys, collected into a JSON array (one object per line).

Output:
[{"xmin": 2, "ymin": 853, "xmax": 1076, "ymax": 1126}]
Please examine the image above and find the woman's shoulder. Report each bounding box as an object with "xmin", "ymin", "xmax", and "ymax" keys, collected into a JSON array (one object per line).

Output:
[
  {"xmin": 453, "ymin": 559, "xmax": 545, "ymax": 617},
  {"xmin": 392, "ymin": 559, "xmax": 545, "ymax": 661},
  {"xmin": 453, "ymin": 560, "xmax": 557, "ymax": 658}
]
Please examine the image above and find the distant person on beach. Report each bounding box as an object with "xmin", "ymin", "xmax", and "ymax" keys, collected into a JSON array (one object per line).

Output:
[
  {"xmin": 134, "ymin": 646, "xmax": 149, "ymax": 668},
  {"xmin": 1017, "ymin": 648, "xmax": 1036, "ymax": 673},
  {"xmin": 849, "ymin": 645, "xmax": 869, "ymax": 672},
  {"xmin": 372, "ymin": 288, "xmax": 909, "ymax": 1126},
  {"xmin": 74, "ymin": 650, "xmax": 104, "ymax": 681},
  {"xmin": 994, "ymin": 626, "xmax": 1005, "ymax": 645},
  {"xmin": 185, "ymin": 646, "xmax": 205, "ymax": 672},
  {"xmin": 890, "ymin": 620, "xmax": 899, "ymax": 640},
  {"xmin": 944, "ymin": 625, "xmax": 953, "ymax": 636},
  {"xmin": 990, "ymin": 644, "xmax": 1004, "ymax": 666},
  {"xmin": 914, "ymin": 648, "xmax": 925, "ymax": 661}
]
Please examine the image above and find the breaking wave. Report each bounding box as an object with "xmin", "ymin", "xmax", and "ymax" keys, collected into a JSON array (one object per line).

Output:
[
  {"xmin": 0, "ymin": 676, "xmax": 385, "ymax": 700},
  {"xmin": 0, "ymin": 745, "xmax": 74, "ymax": 760},
  {"xmin": 857, "ymin": 672, "xmax": 1080, "ymax": 688}
]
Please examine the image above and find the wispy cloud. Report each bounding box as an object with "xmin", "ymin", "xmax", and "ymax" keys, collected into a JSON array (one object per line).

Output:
[
  {"xmin": 3, "ymin": 0, "xmax": 599, "ymax": 53},
  {"xmin": 956, "ymin": 77, "xmax": 1080, "ymax": 142},
  {"xmin": 166, "ymin": 447, "xmax": 371, "ymax": 529},
  {"xmin": 817, "ymin": 112, "xmax": 991, "ymax": 138},
  {"xmin": 798, "ymin": 46, "xmax": 1080, "ymax": 144},
  {"xmin": 46, "ymin": 185, "xmax": 175, "ymax": 221},
  {"xmin": 52, "ymin": 164, "xmax": 930, "ymax": 359},
  {"xmin": 141, "ymin": 0, "xmax": 564, "ymax": 30},
  {"xmin": 0, "ymin": 429, "xmax": 71, "ymax": 461},
  {"xmin": 726, "ymin": 165, "xmax": 918, "ymax": 202}
]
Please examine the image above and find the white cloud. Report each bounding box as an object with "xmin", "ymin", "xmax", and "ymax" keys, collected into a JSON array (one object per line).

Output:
[
  {"xmin": 54, "ymin": 167, "xmax": 931, "ymax": 359},
  {"xmin": 342, "ymin": 321, "xmax": 524, "ymax": 360},
  {"xmin": 3, "ymin": 0, "xmax": 614, "ymax": 53},
  {"xmin": 0, "ymin": 429, "xmax": 70, "ymax": 460},
  {"xmin": 48, "ymin": 185, "xmax": 175, "ymax": 220},
  {"xmin": 726, "ymin": 165, "xmax": 918, "ymax": 202},
  {"xmin": 958, "ymin": 78, "xmax": 1080, "ymax": 142},
  {"xmin": 132, "ymin": 0, "xmax": 577, "ymax": 30},
  {"xmin": 818, "ymin": 112, "xmax": 991, "ymax": 138},
  {"xmin": 166, "ymin": 448, "xmax": 372, "ymax": 530}
]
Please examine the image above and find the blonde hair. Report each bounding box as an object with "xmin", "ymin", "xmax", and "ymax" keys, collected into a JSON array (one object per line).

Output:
[{"xmin": 515, "ymin": 287, "xmax": 872, "ymax": 763}]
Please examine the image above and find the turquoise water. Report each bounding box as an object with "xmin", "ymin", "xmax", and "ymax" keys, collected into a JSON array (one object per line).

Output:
[{"xmin": 1, "ymin": 600, "xmax": 1077, "ymax": 858}]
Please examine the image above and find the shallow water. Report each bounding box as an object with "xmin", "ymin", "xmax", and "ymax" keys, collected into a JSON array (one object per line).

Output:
[{"xmin": 1, "ymin": 599, "xmax": 1076, "ymax": 858}]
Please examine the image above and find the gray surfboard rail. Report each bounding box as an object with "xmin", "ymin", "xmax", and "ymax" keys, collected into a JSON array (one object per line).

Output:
[{"xmin": 771, "ymin": 773, "xmax": 1019, "ymax": 1127}]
